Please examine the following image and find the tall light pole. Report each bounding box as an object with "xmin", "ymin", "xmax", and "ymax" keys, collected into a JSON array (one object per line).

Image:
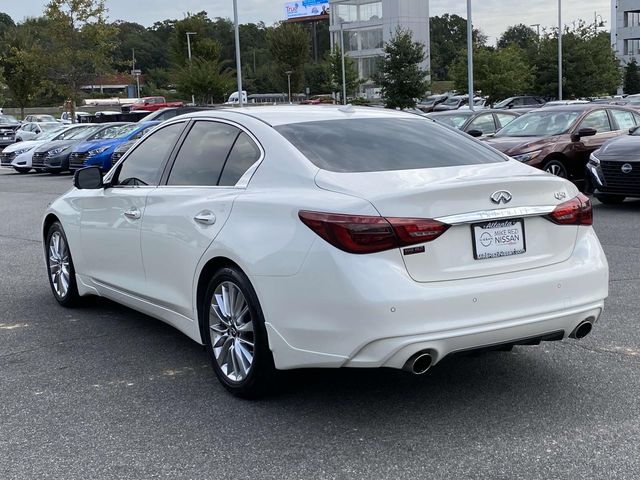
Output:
[
  {"xmin": 467, "ymin": 0, "xmax": 474, "ymax": 111},
  {"xmin": 233, "ymin": 0, "xmax": 244, "ymax": 107},
  {"xmin": 340, "ymin": 23, "xmax": 347, "ymax": 105},
  {"xmin": 186, "ymin": 32, "xmax": 197, "ymax": 105},
  {"xmin": 558, "ymin": 0, "xmax": 563, "ymax": 100},
  {"xmin": 285, "ymin": 70, "xmax": 293, "ymax": 104}
]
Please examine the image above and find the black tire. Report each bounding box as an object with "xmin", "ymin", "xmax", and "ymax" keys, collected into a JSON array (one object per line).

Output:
[
  {"xmin": 14, "ymin": 167, "xmax": 30, "ymax": 174},
  {"xmin": 542, "ymin": 159, "xmax": 568, "ymax": 178},
  {"xmin": 48, "ymin": 169, "xmax": 61, "ymax": 175},
  {"xmin": 203, "ymin": 267, "xmax": 276, "ymax": 398},
  {"xmin": 45, "ymin": 221, "xmax": 81, "ymax": 307},
  {"xmin": 595, "ymin": 194, "xmax": 626, "ymax": 204}
]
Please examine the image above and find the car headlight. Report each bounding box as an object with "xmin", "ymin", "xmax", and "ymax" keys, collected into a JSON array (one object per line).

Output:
[
  {"xmin": 589, "ymin": 152, "xmax": 600, "ymax": 166},
  {"xmin": 88, "ymin": 146, "xmax": 109, "ymax": 157},
  {"xmin": 47, "ymin": 147, "xmax": 69, "ymax": 156},
  {"xmin": 13, "ymin": 146, "xmax": 34, "ymax": 155},
  {"xmin": 511, "ymin": 150, "xmax": 542, "ymax": 163}
]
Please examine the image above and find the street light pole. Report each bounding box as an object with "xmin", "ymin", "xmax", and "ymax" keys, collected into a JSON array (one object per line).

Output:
[
  {"xmin": 558, "ymin": 0, "xmax": 563, "ymax": 100},
  {"xmin": 233, "ymin": 0, "xmax": 244, "ymax": 107},
  {"xmin": 186, "ymin": 32, "xmax": 196, "ymax": 105},
  {"xmin": 285, "ymin": 71, "xmax": 293, "ymax": 104},
  {"xmin": 339, "ymin": 23, "xmax": 348, "ymax": 105},
  {"xmin": 467, "ymin": 0, "xmax": 474, "ymax": 112}
]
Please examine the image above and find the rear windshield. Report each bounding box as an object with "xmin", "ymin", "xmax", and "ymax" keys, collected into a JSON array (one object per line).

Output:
[
  {"xmin": 430, "ymin": 113, "xmax": 472, "ymax": 129},
  {"xmin": 275, "ymin": 118, "xmax": 503, "ymax": 173}
]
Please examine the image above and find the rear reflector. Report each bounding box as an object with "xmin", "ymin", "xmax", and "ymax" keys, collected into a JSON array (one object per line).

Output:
[
  {"xmin": 299, "ymin": 211, "xmax": 450, "ymax": 254},
  {"xmin": 546, "ymin": 193, "xmax": 593, "ymax": 226}
]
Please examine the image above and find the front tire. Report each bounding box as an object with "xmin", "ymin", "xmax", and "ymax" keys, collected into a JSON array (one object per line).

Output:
[
  {"xmin": 203, "ymin": 267, "xmax": 275, "ymax": 398},
  {"xmin": 595, "ymin": 194, "xmax": 626, "ymax": 204},
  {"xmin": 45, "ymin": 222, "xmax": 80, "ymax": 307},
  {"xmin": 14, "ymin": 167, "xmax": 30, "ymax": 174},
  {"xmin": 542, "ymin": 159, "xmax": 568, "ymax": 178}
]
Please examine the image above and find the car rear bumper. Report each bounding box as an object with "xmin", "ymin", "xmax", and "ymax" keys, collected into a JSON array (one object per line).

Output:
[{"xmin": 252, "ymin": 227, "xmax": 608, "ymax": 370}]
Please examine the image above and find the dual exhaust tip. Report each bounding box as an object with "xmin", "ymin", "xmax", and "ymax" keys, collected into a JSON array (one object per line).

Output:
[{"xmin": 403, "ymin": 351, "xmax": 433, "ymax": 375}]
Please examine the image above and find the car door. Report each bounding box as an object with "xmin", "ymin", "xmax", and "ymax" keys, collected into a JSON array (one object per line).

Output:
[
  {"xmin": 464, "ymin": 113, "xmax": 497, "ymax": 136},
  {"xmin": 570, "ymin": 109, "xmax": 618, "ymax": 177},
  {"xmin": 140, "ymin": 120, "xmax": 263, "ymax": 319},
  {"xmin": 77, "ymin": 121, "xmax": 187, "ymax": 294}
]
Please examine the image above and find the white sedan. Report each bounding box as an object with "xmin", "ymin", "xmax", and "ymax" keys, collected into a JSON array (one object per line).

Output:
[{"xmin": 42, "ymin": 107, "xmax": 609, "ymax": 397}]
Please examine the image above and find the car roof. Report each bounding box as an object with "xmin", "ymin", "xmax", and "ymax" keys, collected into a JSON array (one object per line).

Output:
[
  {"xmin": 181, "ymin": 105, "xmax": 422, "ymax": 126},
  {"xmin": 537, "ymin": 104, "xmax": 629, "ymax": 112}
]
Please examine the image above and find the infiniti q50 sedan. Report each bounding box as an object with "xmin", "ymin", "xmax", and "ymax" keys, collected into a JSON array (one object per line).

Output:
[{"xmin": 42, "ymin": 106, "xmax": 609, "ymax": 397}]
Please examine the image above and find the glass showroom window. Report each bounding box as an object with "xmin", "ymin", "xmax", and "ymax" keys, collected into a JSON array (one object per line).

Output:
[
  {"xmin": 360, "ymin": 29, "xmax": 383, "ymax": 50},
  {"xmin": 343, "ymin": 30, "xmax": 359, "ymax": 52},
  {"xmin": 336, "ymin": 4, "xmax": 358, "ymax": 23},
  {"xmin": 625, "ymin": 38, "xmax": 640, "ymax": 55},
  {"xmin": 361, "ymin": 57, "xmax": 381, "ymax": 80},
  {"xmin": 359, "ymin": 2, "xmax": 383, "ymax": 21}
]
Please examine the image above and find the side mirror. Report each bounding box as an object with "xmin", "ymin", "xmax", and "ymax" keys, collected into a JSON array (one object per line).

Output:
[
  {"xmin": 629, "ymin": 126, "xmax": 639, "ymax": 135},
  {"xmin": 467, "ymin": 129, "xmax": 484, "ymax": 138},
  {"xmin": 571, "ymin": 127, "xmax": 597, "ymax": 142},
  {"xmin": 73, "ymin": 166, "xmax": 103, "ymax": 189}
]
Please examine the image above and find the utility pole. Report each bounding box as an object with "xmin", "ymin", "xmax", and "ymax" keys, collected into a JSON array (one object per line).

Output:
[
  {"xmin": 186, "ymin": 32, "xmax": 197, "ymax": 105},
  {"xmin": 558, "ymin": 0, "xmax": 563, "ymax": 100},
  {"xmin": 340, "ymin": 23, "xmax": 347, "ymax": 105},
  {"xmin": 132, "ymin": 48, "xmax": 140, "ymax": 99},
  {"xmin": 285, "ymin": 71, "xmax": 293, "ymax": 104},
  {"xmin": 467, "ymin": 0, "xmax": 474, "ymax": 111},
  {"xmin": 233, "ymin": 0, "xmax": 244, "ymax": 107}
]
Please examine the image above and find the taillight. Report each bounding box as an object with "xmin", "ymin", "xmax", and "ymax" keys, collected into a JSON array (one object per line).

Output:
[
  {"xmin": 298, "ymin": 211, "xmax": 450, "ymax": 254},
  {"xmin": 546, "ymin": 193, "xmax": 593, "ymax": 226}
]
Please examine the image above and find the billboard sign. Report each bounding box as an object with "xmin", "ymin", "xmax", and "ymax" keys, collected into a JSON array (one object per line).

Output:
[{"xmin": 285, "ymin": 1, "xmax": 330, "ymax": 20}]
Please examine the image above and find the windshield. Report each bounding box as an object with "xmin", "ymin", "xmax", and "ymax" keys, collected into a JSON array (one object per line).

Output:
[
  {"xmin": 494, "ymin": 98, "xmax": 514, "ymax": 109},
  {"xmin": 443, "ymin": 97, "xmax": 462, "ymax": 106},
  {"xmin": 626, "ymin": 96, "xmax": 640, "ymax": 104},
  {"xmin": 430, "ymin": 113, "xmax": 472, "ymax": 129},
  {"xmin": 40, "ymin": 123, "xmax": 63, "ymax": 132},
  {"xmin": 495, "ymin": 111, "xmax": 580, "ymax": 137},
  {"xmin": 90, "ymin": 124, "xmax": 127, "ymax": 140},
  {"xmin": 69, "ymin": 126, "xmax": 105, "ymax": 140},
  {"xmin": 275, "ymin": 118, "xmax": 503, "ymax": 173},
  {"xmin": 53, "ymin": 126, "xmax": 90, "ymax": 140},
  {"xmin": 39, "ymin": 126, "xmax": 67, "ymax": 140},
  {"xmin": 111, "ymin": 124, "xmax": 140, "ymax": 138},
  {"xmin": 0, "ymin": 115, "xmax": 18, "ymax": 123}
]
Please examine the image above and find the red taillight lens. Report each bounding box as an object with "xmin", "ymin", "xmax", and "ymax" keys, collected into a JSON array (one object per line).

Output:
[
  {"xmin": 299, "ymin": 211, "xmax": 450, "ymax": 254},
  {"xmin": 546, "ymin": 193, "xmax": 593, "ymax": 226}
]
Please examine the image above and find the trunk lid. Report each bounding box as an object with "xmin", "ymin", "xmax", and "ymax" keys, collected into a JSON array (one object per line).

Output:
[{"xmin": 315, "ymin": 161, "xmax": 579, "ymax": 282}]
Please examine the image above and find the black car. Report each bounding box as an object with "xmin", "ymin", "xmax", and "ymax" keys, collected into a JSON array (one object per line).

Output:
[
  {"xmin": 587, "ymin": 126, "xmax": 640, "ymax": 203},
  {"xmin": 0, "ymin": 114, "xmax": 21, "ymax": 148},
  {"xmin": 493, "ymin": 96, "xmax": 546, "ymax": 109},
  {"xmin": 425, "ymin": 109, "xmax": 520, "ymax": 137}
]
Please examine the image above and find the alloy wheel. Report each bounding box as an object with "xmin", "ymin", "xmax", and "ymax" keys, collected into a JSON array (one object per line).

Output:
[
  {"xmin": 48, "ymin": 231, "xmax": 70, "ymax": 298},
  {"xmin": 545, "ymin": 162, "xmax": 567, "ymax": 178},
  {"xmin": 209, "ymin": 281, "xmax": 255, "ymax": 382}
]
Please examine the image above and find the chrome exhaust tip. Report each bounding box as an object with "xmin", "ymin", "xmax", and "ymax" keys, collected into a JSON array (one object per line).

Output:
[
  {"xmin": 403, "ymin": 352, "xmax": 433, "ymax": 375},
  {"xmin": 570, "ymin": 319, "xmax": 593, "ymax": 339}
]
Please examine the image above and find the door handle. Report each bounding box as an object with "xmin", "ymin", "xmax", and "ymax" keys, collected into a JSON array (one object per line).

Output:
[
  {"xmin": 123, "ymin": 207, "xmax": 141, "ymax": 220},
  {"xmin": 194, "ymin": 210, "xmax": 216, "ymax": 226}
]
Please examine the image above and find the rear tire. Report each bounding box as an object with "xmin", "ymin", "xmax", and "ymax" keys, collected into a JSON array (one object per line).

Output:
[
  {"xmin": 45, "ymin": 222, "xmax": 81, "ymax": 307},
  {"xmin": 542, "ymin": 159, "xmax": 568, "ymax": 178},
  {"xmin": 595, "ymin": 194, "xmax": 626, "ymax": 204},
  {"xmin": 203, "ymin": 267, "xmax": 276, "ymax": 398}
]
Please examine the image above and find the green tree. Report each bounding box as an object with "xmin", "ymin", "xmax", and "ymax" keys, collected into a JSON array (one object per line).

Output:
[
  {"xmin": 267, "ymin": 23, "xmax": 310, "ymax": 93},
  {"xmin": 497, "ymin": 24, "xmax": 539, "ymax": 52},
  {"xmin": 624, "ymin": 59, "xmax": 640, "ymax": 94},
  {"xmin": 325, "ymin": 46, "xmax": 360, "ymax": 100},
  {"xmin": 430, "ymin": 14, "xmax": 486, "ymax": 81},
  {"xmin": 534, "ymin": 22, "xmax": 620, "ymax": 98},
  {"xmin": 43, "ymin": 0, "xmax": 117, "ymax": 120},
  {"xmin": 175, "ymin": 56, "xmax": 234, "ymax": 104},
  {"xmin": 112, "ymin": 21, "xmax": 169, "ymax": 73},
  {"xmin": 451, "ymin": 45, "xmax": 535, "ymax": 104},
  {"xmin": 378, "ymin": 27, "xmax": 429, "ymax": 109}
]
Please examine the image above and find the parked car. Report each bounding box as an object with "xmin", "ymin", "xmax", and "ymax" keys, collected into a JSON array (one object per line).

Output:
[
  {"xmin": 23, "ymin": 114, "xmax": 59, "ymax": 123},
  {"xmin": 0, "ymin": 124, "xmax": 86, "ymax": 173},
  {"xmin": 137, "ymin": 106, "xmax": 212, "ymax": 123},
  {"xmin": 493, "ymin": 96, "xmax": 546, "ymax": 109},
  {"xmin": 417, "ymin": 94, "xmax": 449, "ymax": 113},
  {"xmin": 0, "ymin": 114, "xmax": 22, "ymax": 148},
  {"xmin": 426, "ymin": 109, "xmax": 520, "ymax": 137},
  {"xmin": 543, "ymin": 100, "xmax": 590, "ymax": 107},
  {"xmin": 587, "ymin": 125, "xmax": 640, "ymax": 203},
  {"xmin": 483, "ymin": 105, "xmax": 640, "ymax": 181},
  {"xmin": 300, "ymin": 95, "xmax": 334, "ymax": 105},
  {"xmin": 43, "ymin": 106, "xmax": 608, "ymax": 397},
  {"xmin": 125, "ymin": 96, "xmax": 184, "ymax": 113},
  {"xmin": 32, "ymin": 123, "xmax": 126, "ymax": 173},
  {"xmin": 433, "ymin": 95, "xmax": 485, "ymax": 111},
  {"xmin": 15, "ymin": 122, "xmax": 65, "ymax": 142},
  {"xmin": 69, "ymin": 121, "xmax": 161, "ymax": 171},
  {"xmin": 60, "ymin": 111, "xmax": 91, "ymax": 124}
]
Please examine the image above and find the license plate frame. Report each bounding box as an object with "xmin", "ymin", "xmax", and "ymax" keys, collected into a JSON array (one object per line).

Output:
[{"xmin": 471, "ymin": 218, "xmax": 526, "ymax": 260}]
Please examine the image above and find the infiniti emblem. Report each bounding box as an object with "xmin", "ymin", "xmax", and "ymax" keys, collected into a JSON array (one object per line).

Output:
[
  {"xmin": 490, "ymin": 190, "xmax": 512, "ymax": 204},
  {"xmin": 621, "ymin": 163, "xmax": 633, "ymax": 174}
]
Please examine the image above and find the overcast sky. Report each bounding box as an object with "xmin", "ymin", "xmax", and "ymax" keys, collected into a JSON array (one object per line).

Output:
[{"xmin": 2, "ymin": 0, "xmax": 612, "ymax": 43}]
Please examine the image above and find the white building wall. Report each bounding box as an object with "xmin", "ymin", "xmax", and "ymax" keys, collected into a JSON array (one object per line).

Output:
[{"xmin": 613, "ymin": 0, "xmax": 640, "ymax": 65}]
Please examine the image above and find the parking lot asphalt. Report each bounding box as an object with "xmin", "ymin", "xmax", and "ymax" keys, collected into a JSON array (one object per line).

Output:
[{"xmin": 0, "ymin": 169, "xmax": 639, "ymax": 480}]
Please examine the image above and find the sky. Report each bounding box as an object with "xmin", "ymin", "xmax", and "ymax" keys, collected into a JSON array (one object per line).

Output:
[{"xmin": 2, "ymin": 0, "xmax": 613, "ymax": 44}]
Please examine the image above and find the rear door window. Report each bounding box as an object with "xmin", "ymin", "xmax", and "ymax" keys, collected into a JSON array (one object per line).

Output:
[
  {"xmin": 495, "ymin": 113, "xmax": 518, "ymax": 128},
  {"xmin": 275, "ymin": 117, "xmax": 503, "ymax": 173},
  {"xmin": 466, "ymin": 113, "xmax": 496, "ymax": 134},
  {"xmin": 219, "ymin": 132, "xmax": 261, "ymax": 186},
  {"xmin": 610, "ymin": 109, "xmax": 636, "ymax": 130}
]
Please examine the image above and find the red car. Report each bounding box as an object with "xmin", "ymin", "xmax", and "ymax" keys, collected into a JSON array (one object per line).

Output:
[{"xmin": 128, "ymin": 96, "xmax": 184, "ymax": 113}]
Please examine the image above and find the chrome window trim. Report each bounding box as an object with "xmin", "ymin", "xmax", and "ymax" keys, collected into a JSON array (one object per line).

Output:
[{"xmin": 436, "ymin": 206, "xmax": 557, "ymax": 225}]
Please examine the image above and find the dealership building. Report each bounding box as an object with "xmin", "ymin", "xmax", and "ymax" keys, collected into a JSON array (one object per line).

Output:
[
  {"xmin": 328, "ymin": 0, "xmax": 430, "ymax": 97},
  {"xmin": 612, "ymin": 0, "xmax": 640, "ymax": 65}
]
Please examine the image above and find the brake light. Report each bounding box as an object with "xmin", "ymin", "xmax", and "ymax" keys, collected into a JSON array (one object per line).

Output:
[
  {"xmin": 298, "ymin": 211, "xmax": 450, "ymax": 254},
  {"xmin": 546, "ymin": 193, "xmax": 593, "ymax": 226}
]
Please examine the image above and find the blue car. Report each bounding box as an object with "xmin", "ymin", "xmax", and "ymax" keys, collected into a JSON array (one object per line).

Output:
[{"xmin": 68, "ymin": 121, "xmax": 160, "ymax": 171}]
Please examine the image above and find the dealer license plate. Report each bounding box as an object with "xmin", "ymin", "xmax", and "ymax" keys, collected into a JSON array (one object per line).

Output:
[{"xmin": 472, "ymin": 218, "xmax": 526, "ymax": 260}]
